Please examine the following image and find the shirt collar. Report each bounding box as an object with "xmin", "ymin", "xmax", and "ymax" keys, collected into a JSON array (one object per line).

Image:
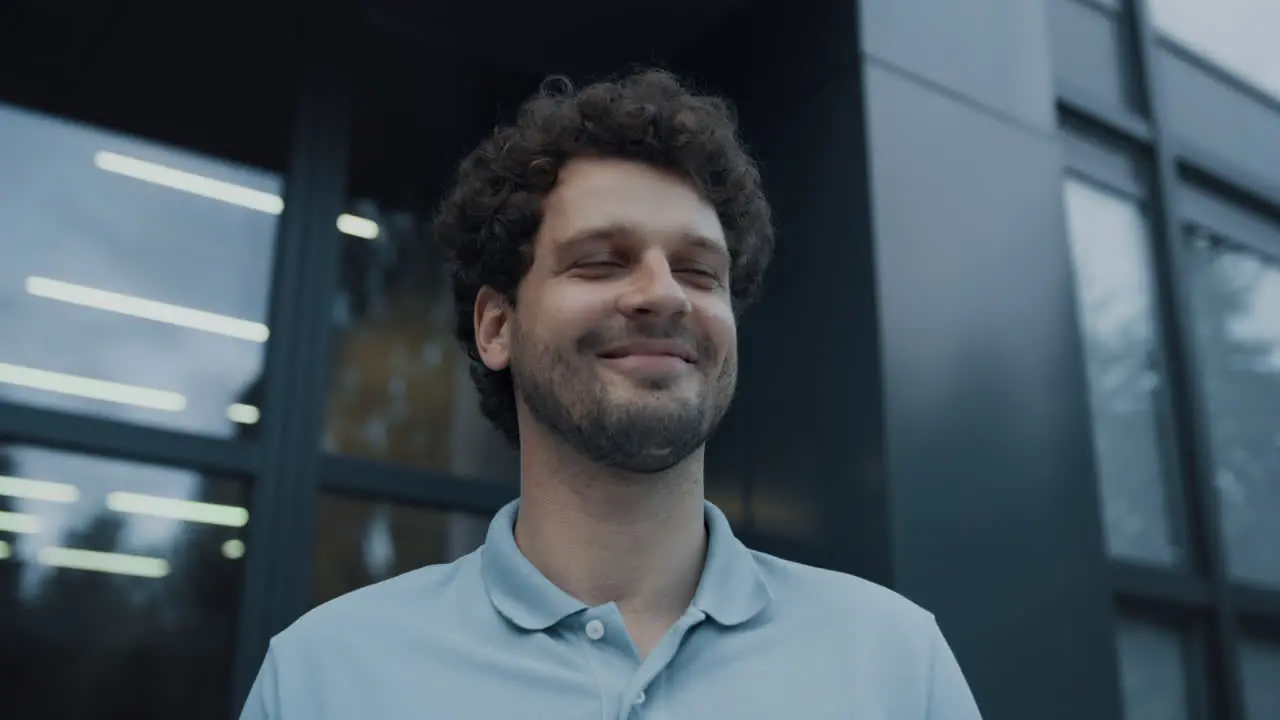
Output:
[{"xmin": 481, "ymin": 498, "xmax": 771, "ymax": 631}]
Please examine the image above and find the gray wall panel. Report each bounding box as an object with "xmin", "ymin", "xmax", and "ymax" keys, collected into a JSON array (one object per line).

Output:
[
  {"xmin": 1049, "ymin": 0, "xmax": 1142, "ymax": 113},
  {"xmin": 1160, "ymin": 45, "xmax": 1280, "ymax": 197},
  {"xmin": 863, "ymin": 60, "xmax": 1121, "ymax": 720},
  {"xmin": 860, "ymin": 0, "xmax": 1056, "ymax": 132}
]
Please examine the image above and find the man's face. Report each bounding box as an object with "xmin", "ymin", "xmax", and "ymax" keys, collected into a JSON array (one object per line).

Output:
[{"xmin": 486, "ymin": 156, "xmax": 738, "ymax": 474}]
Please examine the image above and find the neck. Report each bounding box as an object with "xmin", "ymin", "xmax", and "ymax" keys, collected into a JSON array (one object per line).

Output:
[{"xmin": 513, "ymin": 423, "xmax": 708, "ymax": 622}]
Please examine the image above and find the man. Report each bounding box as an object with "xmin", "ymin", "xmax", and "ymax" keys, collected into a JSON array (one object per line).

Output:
[{"xmin": 241, "ymin": 69, "xmax": 983, "ymax": 719}]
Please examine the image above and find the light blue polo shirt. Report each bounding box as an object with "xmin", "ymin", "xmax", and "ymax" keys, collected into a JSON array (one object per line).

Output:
[{"xmin": 241, "ymin": 500, "xmax": 983, "ymax": 719}]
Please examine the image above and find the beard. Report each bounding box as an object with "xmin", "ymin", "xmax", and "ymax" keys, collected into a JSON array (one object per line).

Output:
[{"xmin": 509, "ymin": 318, "xmax": 736, "ymax": 474}]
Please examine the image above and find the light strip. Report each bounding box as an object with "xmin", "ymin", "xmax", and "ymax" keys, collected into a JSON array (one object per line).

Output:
[
  {"xmin": 38, "ymin": 546, "xmax": 169, "ymax": 578},
  {"xmin": 0, "ymin": 362, "xmax": 187, "ymax": 412},
  {"xmin": 0, "ymin": 539, "xmax": 10, "ymax": 560},
  {"xmin": 0, "ymin": 474, "xmax": 80, "ymax": 503},
  {"xmin": 227, "ymin": 403, "xmax": 260, "ymax": 425},
  {"xmin": 94, "ymin": 151, "xmax": 379, "ymax": 239},
  {"xmin": 94, "ymin": 151, "xmax": 284, "ymax": 214},
  {"xmin": 26, "ymin": 276, "xmax": 269, "ymax": 342},
  {"xmin": 106, "ymin": 491, "xmax": 248, "ymax": 528},
  {"xmin": 0, "ymin": 510, "xmax": 43, "ymax": 534},
  {"xmin": 222, "ymin": 538, "xmax": 245, "ymax": 559},
  {"xmin": 337, "ymin": 213, "xmax": 380, "ymax": 240}
]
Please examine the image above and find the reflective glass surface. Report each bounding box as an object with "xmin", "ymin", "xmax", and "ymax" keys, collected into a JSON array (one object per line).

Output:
[
  {"xmin": 0, "ymin": 444, "xmax": 247, "ymax": 719},
  {"xmin": 1151, "ymin": 0, "xmax": 1280, "ymax": 101},
  {"xmin": 1240, "ymin": 637, "xmax": 1280, "ymax": 720},
  {"xmin": 0, "ymin": 102, "xmax": 279, "ymax": 437},
  {"xmin": 320, "ymin": 34, "xmax": 527, "ymax": 480},
  {"xmin": 1183, "ymin": 229, "xmax": 1280, "ymax": 588},
  {"xmin": 323, "ymin": 220, "xmax": 519, "ymax": 480},
  {"xmin": 311, "ymin": 493, "xmax": 489, "ymax": 608},
  {"xmin": 1115, "ymin": 618, "xmax": 1191, "ymax": 720},
  {"xmin": 1063, "ymin": 179, "xmax": 1182, "ymax": 565}
]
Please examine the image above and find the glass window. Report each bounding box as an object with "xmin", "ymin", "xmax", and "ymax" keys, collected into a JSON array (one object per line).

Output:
[
  {"xmin": 1182, "ymin": 227, "xmax": 1280, "ymax": 589},
  {"xmin": 1150, "ymin": 0, "xmax": 1280, "ymax": 101},
  {"xmin": 320, "ymin": 34, "xmax": 528, "ymax": 481},
  {"xmin": 1115, "ymin": 618, "xmax": 1192, "ymax": 720},
  {"xmin": 0, "ymin": 444, "xmax": 248, "ymax": 720},
  {"xmin": 0, "ymin": 102, "xmax": 279, "ymax": 438},
  {"xmin": 311, "ymin": 493, "xmax": 489, "ymax": 607},
  {"xmin": 1063, "ymin": 178, "xmax": 1183, "ymax": 566},
  {"xmin": 1240, "ymin": 637, "xmax": 1280, "ymax": 720}
]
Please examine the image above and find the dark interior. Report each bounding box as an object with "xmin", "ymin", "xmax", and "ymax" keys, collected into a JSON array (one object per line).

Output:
[{"xmin": 0, "ymin": 0, "xmax": 756, "ymax": 176}]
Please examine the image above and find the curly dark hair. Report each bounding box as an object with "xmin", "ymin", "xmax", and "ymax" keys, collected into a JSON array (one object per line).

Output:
[{"xmin": 433, "ymin": 68, "xmax": 774, "ymax": 445}]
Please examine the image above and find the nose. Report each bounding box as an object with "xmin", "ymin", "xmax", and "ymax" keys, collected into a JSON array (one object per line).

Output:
[{"xmin": 617, "ymin": 251, "xmax": 692, "ymax": 320}]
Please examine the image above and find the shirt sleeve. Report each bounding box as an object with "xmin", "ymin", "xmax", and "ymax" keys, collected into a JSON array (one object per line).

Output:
[
  {"xmin": 926, "ymin": 620, "xmax": 983, "ymax": 720},
  {"xmin": 239, "ymin": 643, "xmax": 282, "ymax": 720}
]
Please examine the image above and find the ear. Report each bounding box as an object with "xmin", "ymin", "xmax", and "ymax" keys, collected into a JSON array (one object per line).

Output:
[{"xmin": 474, "ymin": 286, "xmax": 513, "ymax": 371}]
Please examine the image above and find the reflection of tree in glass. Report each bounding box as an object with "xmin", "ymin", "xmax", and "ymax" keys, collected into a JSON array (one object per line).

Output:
[
  {"xmin": 1065, "ymin": 188, "xmax": 1178, "ymax": 565},
  {"xmin": 325, "ymin": 202, "xmax": 478, "ymax": 472},
  {"xmin": 1185, "ymin": 229, "xmax": 1280, "ymax": 588},
  {"xmin": 3, "ymin": 481, "xmax": 241, "ymax": 719}
]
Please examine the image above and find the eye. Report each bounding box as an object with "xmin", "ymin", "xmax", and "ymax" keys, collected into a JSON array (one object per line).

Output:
[
  {"xmin": 680, "ymin": 267, "xmax": 718, "ymax": 278},
  {"xmin": 675, "ymin": 264, "xmax": 722, "ymax": 280},
  {"xmin": 571, "ymin": 256, "xmax": 626, "ymax": 277}
]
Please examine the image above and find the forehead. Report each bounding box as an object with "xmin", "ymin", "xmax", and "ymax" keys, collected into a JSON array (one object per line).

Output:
[{"xmin": 538, "ymin": 157, "xmax": 725, "ymax": 247}]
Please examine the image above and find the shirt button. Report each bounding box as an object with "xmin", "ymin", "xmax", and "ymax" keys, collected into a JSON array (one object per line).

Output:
[
  {"xmin": 635, "ymin": 690, "xmax": 647, "ymax": 705},
  {"xmin": 585, "ymin": 619, "xmax": 605, "ymax": 641}
]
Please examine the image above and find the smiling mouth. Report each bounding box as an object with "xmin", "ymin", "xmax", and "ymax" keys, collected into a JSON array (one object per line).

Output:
[
  {"xmin": 594, "ymin": 337, "xmax": 697, "ymax": 362},
  {"xmin": 597, "ymin": 347, "xmax": 696, "ymax": 364}
]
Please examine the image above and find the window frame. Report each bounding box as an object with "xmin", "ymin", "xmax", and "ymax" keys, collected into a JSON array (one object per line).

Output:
[{"xmin": 1055, "ymin": 1, "xmax": 1280, "ymax": 718}]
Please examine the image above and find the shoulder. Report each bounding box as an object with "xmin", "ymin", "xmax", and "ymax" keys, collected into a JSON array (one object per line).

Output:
[
  {"xmin": 753, "ymin": 549, "xmax": 932, "ymax": 618},
  {"xmin": 273, "ymin": 547, "xmax": 484, "ymax": 658},
  {"xmin": 749, "ymin": 549, "xmax": 939, "ymax": 653}
]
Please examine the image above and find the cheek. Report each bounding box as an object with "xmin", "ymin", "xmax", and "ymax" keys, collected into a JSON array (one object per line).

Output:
[
  {"xmin": 700, "ymin": 302, "xmax": 738, "ymax": 363},
  {"xmin": 527, "ymin": 294, "xmax": 612, "ymax": 354}
]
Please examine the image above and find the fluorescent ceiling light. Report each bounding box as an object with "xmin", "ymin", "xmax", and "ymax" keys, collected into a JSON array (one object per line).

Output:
[
  {"xmin": 227, "ymin": 403, "xmax": 260, "ymax": 425},
  {"xmin": 94, "ymin": 151, "xmax": 284, "ymax": 214},
  {"xmin": 222, "ymin": 538, "xmax": 246, "ymax": 559},
  {"xmin": 0, "ymin": 510, "xmax": 43, "ymax": 534},
  {"xmin": 38, "ymin": 546, "xmax": 169, "ymax": 578},
  {"xmin": 94, "ymin": 151, "xmax": 379, "ymax": 240},
  {"xmin": 337, "ymin": 213, "xmax": 380, "ymax": 240},
  {"xmin": 27, "ymin": 276, "xmax": 270, "ymax": 343},
  {"xmin": 0, "ymin": 362, "xmax": 187, "ymax": 412},
  {"xmin": 0, "ymin": 540, "xmax": 10, "ymax": 560},
  {"xmin": 107, "ymin": 491, "xmax": 248, "ymax": 528},
  {"xmin": 0, "ymin": 474, "xmax": 80, "ymax": 503}
]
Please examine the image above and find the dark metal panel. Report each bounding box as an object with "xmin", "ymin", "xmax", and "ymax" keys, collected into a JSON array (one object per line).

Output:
[
  {"xmin": 1158, "ymin": 43, "xmax": 1280, "ymax": 204},
  {"xmin": 1132, "ymin": 1, "xmax": 1246, "ymax": 717},
  {"xmin": 1057, "ymin": 83, "xmax": 1153, "ymax": 148},
  {"xmin": 863, "ymin": 60, "xmax": 1121, "ymax": 720},
  {"xmin": 734, "ymin": 67, "xmax": 892, "ymax": 585},
  {"xmin": 1059, "ymin": 116, "xmax": 1153, "ymax": 201},
  {"xmin": 229, "ymin": 0, "xmax": 358, "ymax": 710},
  {"xmin": 1231, "ymin": 585, "xmax": 1280, "ymax": 623},
  {"xmin": 320, "ymin": 456, "xmax": 516, "ymax": 515},
  {"xmin": 860, "ymin": 0, "xmax": 1056, "ymax": 133},
  {"xmin": 1049, "ymin": 0, "xmax": 1144, "ymax": 115},
  {"xmin": 0, "ymin": 400, "xmax": 256, "ymax": 474},
  {"xmin": 1112, "ymin": 561, "xmax": 1214, "ymax": 609},
  {"xmin": 363, "ymin": 0, "xmax": 745, "ymax": 77}
]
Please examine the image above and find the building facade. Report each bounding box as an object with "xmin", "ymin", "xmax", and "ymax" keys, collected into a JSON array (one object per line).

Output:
[{"xmin": 0, "ymin": 0, "xmax": 1276, "ymax": 718}]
